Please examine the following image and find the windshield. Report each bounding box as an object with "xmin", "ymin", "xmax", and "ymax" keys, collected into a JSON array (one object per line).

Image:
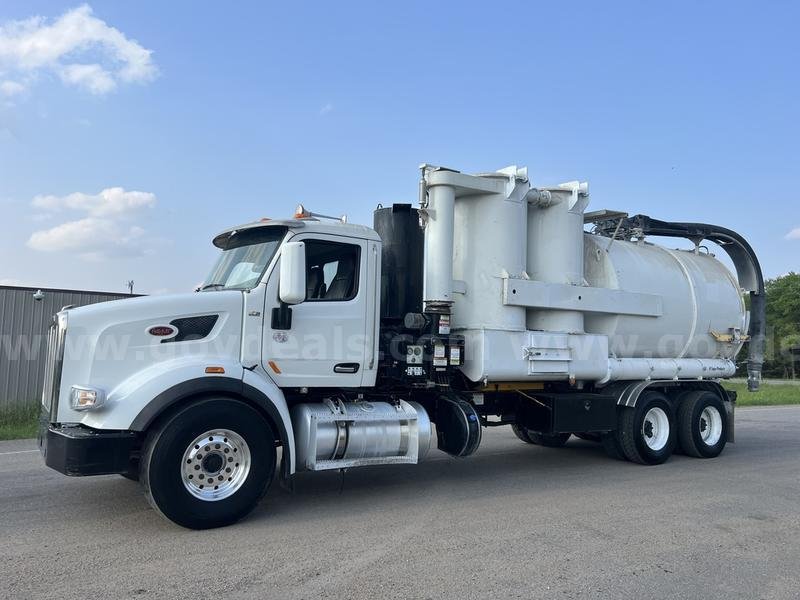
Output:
[{"xmin": 201, "ymin": 226, "xmax": 287, "ymax": 291}]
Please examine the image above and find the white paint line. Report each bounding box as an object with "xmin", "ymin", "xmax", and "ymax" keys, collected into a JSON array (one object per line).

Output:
[
  {"xmin": 738, "ymin": 405, "xmax": 800, "ymax": 412},
  {"xmin": 0, "ymin": 449, "xmax": 38, "ymax": 456}
]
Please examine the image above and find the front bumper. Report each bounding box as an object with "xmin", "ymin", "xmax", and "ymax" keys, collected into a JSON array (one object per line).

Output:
[{"xmin": 38, "ymin": 418, "xmax": 138, "ymax": 476}]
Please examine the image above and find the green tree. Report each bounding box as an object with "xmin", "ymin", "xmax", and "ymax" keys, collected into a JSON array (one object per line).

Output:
[{"xmin": 760, "ymin": 273, "xmax": 800, "ymax": 378}]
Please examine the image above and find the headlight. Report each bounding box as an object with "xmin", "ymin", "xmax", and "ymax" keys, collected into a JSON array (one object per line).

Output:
[{"xmin": 70, "ymin": 385, "xmax": 106, "ymax": 411}]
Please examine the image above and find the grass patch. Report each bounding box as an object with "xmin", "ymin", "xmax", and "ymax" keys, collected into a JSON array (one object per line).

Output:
[
  {"xmin": 0, "ymin": 380, "xmax": 796, "ymax": 441},
  {"xmin": 724, "ymin": 380, "xmax": 800, "ymax": 406},
  {"xmin": 0, "ymin": 405, "xmax": 40, "ymax": 441}
]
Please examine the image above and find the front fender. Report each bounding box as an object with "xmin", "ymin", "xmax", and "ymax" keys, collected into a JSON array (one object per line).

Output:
[
  {"xmin": 242, "ymin": 369, "xmax": 295, "ymax": 475},
  {"xmin": 72, "ymin": 357, "xmax": 295, "ymax": 475},
  {"xmin": 76, "ymin": 358, "xmax": 297, "ymax": 475},
  {"xmin": 76, "ymin": 357, "xmax": 245, "ymax": 430},
  {"xmin": 128, "ymin": 371, "xmax": 296, "ymax": 475}
]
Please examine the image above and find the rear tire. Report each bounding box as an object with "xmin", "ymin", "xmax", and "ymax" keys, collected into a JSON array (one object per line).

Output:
[
  {"xmin": 530, "ymin": 432, "xmax": 571, "ymax": 447},
  {"xmin": 617, "ymin": 391, "xmax": 676, "ymax": 465},
  {"xmin": 511, "ymin": 424, "xmax": 534, "ymax": 443},
  {"xmin": 677, "ymin": 391, "xmax": 728, "ymax": 458},
  {"xmin": 601, "ymin": 431, "xmax": 625, "ymax": 460},
  {"xmin": 140, "ymin": 398, "xmax": 276, "ymax": 529},
  {"xmin": 512, "ymin": 425, "xmax": 570, "ymax": 447}
]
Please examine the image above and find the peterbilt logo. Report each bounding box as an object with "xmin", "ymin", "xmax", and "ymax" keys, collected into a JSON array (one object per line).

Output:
[{"xmin": 148, "ymin": 325, "xmax": 177, "ymax": 337}]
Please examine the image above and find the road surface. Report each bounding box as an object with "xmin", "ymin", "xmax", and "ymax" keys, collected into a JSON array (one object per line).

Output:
[{"xmin": 1, "ymin": 406, "xmax": 798, "ymax": 599}]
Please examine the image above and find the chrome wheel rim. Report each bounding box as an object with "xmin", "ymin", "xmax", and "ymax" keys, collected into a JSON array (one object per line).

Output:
[
  {"xmin": 181, "ymin": 429, "xmax": 251, "ymax": 501},
  {"xmin": 699, "ymin": 406, "xmax": 723, "ymax": 446},
  {"xmin": 642, "ymin": 407, "xmax": 670, "ymax": 451}
]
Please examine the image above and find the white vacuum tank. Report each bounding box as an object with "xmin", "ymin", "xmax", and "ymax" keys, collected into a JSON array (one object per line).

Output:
[
  {"xmin": 583, "ymin": 234, "xmax": 747, "ymax": 360},
  {"xmin": 422, "ymin": 165, "xmax": 748, "ymax": 384}
]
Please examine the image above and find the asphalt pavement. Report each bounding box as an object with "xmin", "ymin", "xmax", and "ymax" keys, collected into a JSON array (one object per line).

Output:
[{"xmin": 1, "ymin": 406, "xmax": 799, "ymax": 600}]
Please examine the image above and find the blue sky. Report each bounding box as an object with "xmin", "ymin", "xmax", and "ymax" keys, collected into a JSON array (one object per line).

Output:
[{"xmin": 0, "ymin": 1, "xmax": 797, "ymax": 294}]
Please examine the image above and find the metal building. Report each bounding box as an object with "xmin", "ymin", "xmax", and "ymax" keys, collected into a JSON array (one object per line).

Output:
[{"xmin": 0, "ymin": 285, "xmax": 136, "ymax": 412}]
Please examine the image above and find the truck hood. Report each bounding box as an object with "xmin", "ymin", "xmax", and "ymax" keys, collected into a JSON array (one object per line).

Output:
[
  {"xmin": 55, "ymin": 290, "xmax": 245, "ymax": 425},
  {"xmin": 65, "ymin": 290, "xmax": 242, "ymax": 323}
]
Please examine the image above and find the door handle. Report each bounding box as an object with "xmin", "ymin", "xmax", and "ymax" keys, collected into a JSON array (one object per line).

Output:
[{"xmin": 334, "ymin": 363, "xmax": 360, "ymax": 374}]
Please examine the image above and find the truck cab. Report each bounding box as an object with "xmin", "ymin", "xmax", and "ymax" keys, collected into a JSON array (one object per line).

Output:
[
  {"xmin": 202, "ymin": 215, "xmax": 384, "ymax": 390},
  {"xmin": 39, "ymin": 211, "xmax": 390, "ymax": 529}
]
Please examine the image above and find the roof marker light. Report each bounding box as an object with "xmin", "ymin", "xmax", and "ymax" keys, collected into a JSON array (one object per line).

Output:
[{"xmin": 293, "ymin": 204, "xmax": 348, "ymax": 223}]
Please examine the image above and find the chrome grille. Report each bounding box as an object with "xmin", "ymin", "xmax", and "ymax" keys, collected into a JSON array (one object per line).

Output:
[{"xmin": 41, "ymin": 316, "xmax": 66, "ymax": 421}]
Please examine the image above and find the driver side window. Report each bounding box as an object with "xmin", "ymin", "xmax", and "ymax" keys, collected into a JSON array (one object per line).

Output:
[{"xmin": 304, "ymin": 240, "xmax": 360, "ymax": 302}]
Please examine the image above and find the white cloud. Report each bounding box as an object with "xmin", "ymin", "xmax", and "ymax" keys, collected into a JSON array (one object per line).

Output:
[
  {"xmin": 28, "ymin": 187, "xmax": 157, "ymax": 260},
  {"xmin": 0, "ymin": 79, "xmax": 25, "ymax": 96},
  {"xmin": 32, "ymin": 187, "xmax": 155, "ymax": 218},
  {"xmin": 59, "ymin": 63, "xmax": 115, "ymax": 94},
  {"xmin": 28, "ymin": 218, "xmax": 147, "ymax": 259},
  {"xmin": 319, "ymin": 103, "xmax": 333, "ymax": 116},
  {"xmin": 0, "ymin": 4, "xmax": 157, "ymax": 96},
  {"xmin": 786, "ymin": 227, "xmax": 800, "ymax": 241}
]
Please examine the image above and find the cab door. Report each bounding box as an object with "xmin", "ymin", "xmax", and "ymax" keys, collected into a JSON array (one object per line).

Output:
[{"xmin": 263, "ymin": 233, "xmax": 369, "ymax": 388}]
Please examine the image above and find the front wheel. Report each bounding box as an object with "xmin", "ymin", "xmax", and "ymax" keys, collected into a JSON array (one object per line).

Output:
[{"xmin": 141, "ymin": 398, "xmax": 276, "ymax": 529}]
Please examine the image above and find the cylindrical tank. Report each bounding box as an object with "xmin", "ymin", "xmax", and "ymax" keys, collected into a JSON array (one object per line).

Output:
[
  {"xmin": 452, "ymin": 184, "xmax": 528, "ymax": 331},
  {"xmin": 291, "ymin": 400, "xmax": 432, "ymax": 471},
  {"xmin": 527, "ymin": 185, "xmax": 589, "ymax": 333},
  {"xmin": 583, "ymin": 234, "xmax": 746, "ymax": 360},
  {"xmin": 423, "ymin": 183, "xmax": 456, "ymax": 311},
  {"xmin": 373, "ymin": 204, "xmax": 424, "ymax": 320}
]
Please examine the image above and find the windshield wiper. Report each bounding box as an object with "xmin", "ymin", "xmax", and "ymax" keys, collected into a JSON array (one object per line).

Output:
[{"xmin": 199, "ymin": 283, "xmax": 226, "ymax": 291}]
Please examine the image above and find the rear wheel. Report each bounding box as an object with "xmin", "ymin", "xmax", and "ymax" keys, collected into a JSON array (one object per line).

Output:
[
  {"xmin": 677, "ymin": 391, "xmax": 728, "ymax": 458},
  {"xmin": 512, "ymin": 425, "xmax": 571, "ymax": 447},
  {"xmin": 617, "ymin": 391, "xmax": 676, "ymax": 465},
  {"xmin": 141, "ymin": 398, "xmax": 276, "ymax": 529},
  {"xmin": 511, "ymin": 424, "xmax": 534, "ymax": 443},
  {"xmin": 530, "ymin": 432, "xmax": 571, "ymax": 447},
  {"xmin": 601, "ymin": 431, "xmax": 625, "ymax": 460}
]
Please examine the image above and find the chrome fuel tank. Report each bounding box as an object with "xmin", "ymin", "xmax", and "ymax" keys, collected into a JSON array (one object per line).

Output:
[{"xmin": 291, "ymin": 399, "xmax": 432, "ymax": 471}]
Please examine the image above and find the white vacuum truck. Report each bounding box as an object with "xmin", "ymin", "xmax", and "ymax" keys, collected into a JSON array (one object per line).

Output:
[{"xmin": 38, "ymin": 164, "xmax": 766, "ymax": 529}]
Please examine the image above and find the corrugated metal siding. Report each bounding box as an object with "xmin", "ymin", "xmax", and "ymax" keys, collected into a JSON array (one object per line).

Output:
[{"xmin": 0, "ymin": 286, "xmax": 137, "ymax": 411}]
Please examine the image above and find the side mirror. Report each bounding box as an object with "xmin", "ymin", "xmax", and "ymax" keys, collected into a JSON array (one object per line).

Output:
[{"xmin": 279, "ymin": 241, "xmax": 306, "ymax": 305}]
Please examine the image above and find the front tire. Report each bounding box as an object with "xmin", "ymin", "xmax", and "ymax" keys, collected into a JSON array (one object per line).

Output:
[
  {"xmin": 677, "ymin": 391, "xmax": 728, "ymax": 458},
  {"xmin": 617, "ymin": 391, "xmax": 676, "ymax": 465},
  {"xmin": 141, "ymin": 398, "xmax": 276, "ymax": 529}
]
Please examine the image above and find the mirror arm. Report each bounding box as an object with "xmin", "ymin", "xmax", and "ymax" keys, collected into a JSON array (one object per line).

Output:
[{"xmin": 271, "ymin": 302, "xmax": 293, "ymax": 330}]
